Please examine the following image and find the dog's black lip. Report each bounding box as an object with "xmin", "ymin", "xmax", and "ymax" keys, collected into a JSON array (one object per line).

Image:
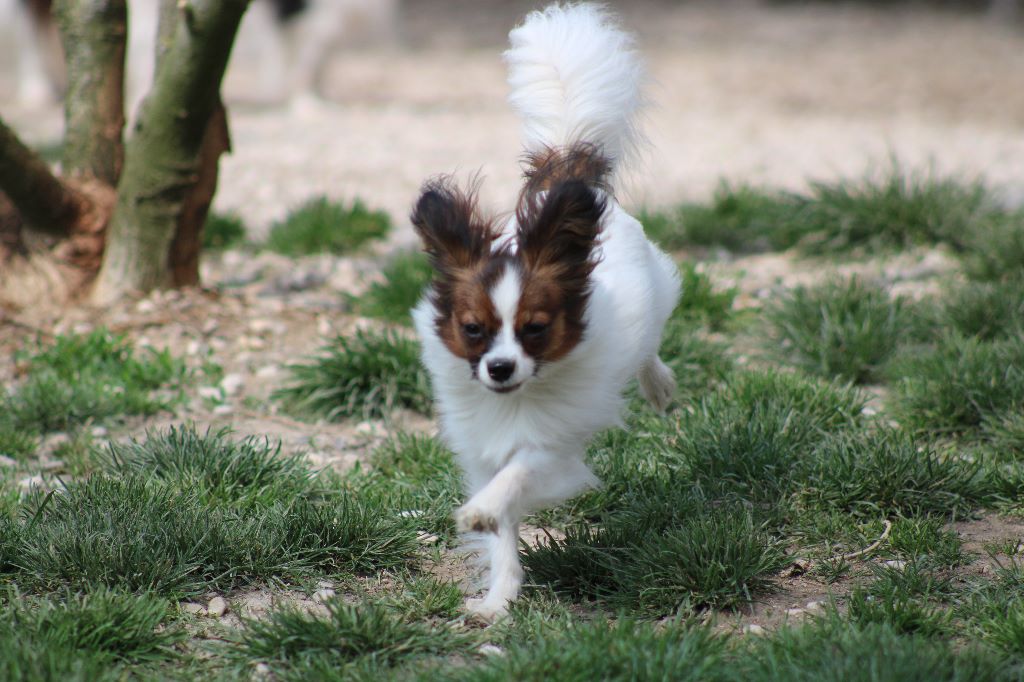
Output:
[{"xmin": 489, "ymin": 382, "xmax": 524, "ymax": 394}]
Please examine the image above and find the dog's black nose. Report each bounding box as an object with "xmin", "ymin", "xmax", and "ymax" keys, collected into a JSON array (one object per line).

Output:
[{"xmin": 487, "ymin": 359, "xmax": 516, "ymax": 382}]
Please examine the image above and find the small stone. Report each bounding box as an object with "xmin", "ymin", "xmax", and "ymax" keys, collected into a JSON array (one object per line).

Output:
[
  {"xmin": 213, "ymin": 404, "xmax": 234, "ymax": 416},
  {"xmin": 305, "ymin": 452, "xmax": 328, "ymax": 468},
  {"xmin": 479, "ymin": 644, "xmax": 505, "ymax": 657},
  {"xmin": 186, "ymin": 340, "xmax": 203, "ymax": 356},
  {"xmin": 312, "ymin": 589, "xmax": 336, "ymax": 604},
  {"xmin": 316, "ymin": 580, "xmax": 335, "ymax": 590},
  {"xmin": 220, "ymin": 373, "xmax": 245, "ymax": 396},
  {"xmin": 249, "ymin": 319, "xmax": 284, "ymax": 335},
  {"xmin": 180, "ymin": 602, "xmax": 207, "ymax": 616},
  {"xmin": 785, "ymin": 558, "xmax": 811, "ymax": 577},
  {"xmin": 198, "ymin": 386, "xmax": 221, "ymax": 400},
  {"xmin": 743, "ymin": 624, "xmax": 766, "ymax": 636},
  {"xmin": 786, "ymin": 608, "xmax": 805, "ymax": 616},
  {"xmin": 883, "ymin": 560, "xmax": 907, "ymax": 570},
  {"xmin": 253, "ymin": 662, "xmax": 272, "ymax": 679},
  {"xmin": 241, "ymin": 335, "xmax": 266, "ymax": 350},
  {"xmin": 417, "ymin": 532, "xmax": 440, "ymax": 545},
  {"xmin": 18, "ymin": 474, "xmax": 45, "ymax": 492},
  {"xmin": 207, "ymin": 597, "xmax": 229, "ymax": 617},
  {"xmin": 90, "ymin": 426, "xmax": 108, "ymax": 438},
  {"xmin": 201, "ymin": 319, "xmax": 219, "ymax": 335},
  {"xmin": 136, "ymin": 299, "xmax": 156, "ymax": 314},
  {"xmin": 354, "ymin": 421, "xmax": 376, "ymax": 436},
  {"xmin": 805, "ymin": 601, "xmax": 825, "ymax": 613},
  {"xmin": 256, "ymin": 364, "xmax": 280, "ymax": 378}
]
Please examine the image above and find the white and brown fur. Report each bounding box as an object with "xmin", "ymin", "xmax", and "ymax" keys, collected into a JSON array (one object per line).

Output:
[{"xmin": 411, "ymin": 3, "xmax": 680, "ymax": 620}]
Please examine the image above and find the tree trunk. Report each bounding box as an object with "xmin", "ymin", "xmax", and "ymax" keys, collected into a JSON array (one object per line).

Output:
[
  {"xmin": 92, "ymin": 0, "xmax": 248, "ymax": 304},
  {"xmin": 55, "ymin": 0, "xmax": 127, "ymax": 186},
  {"xmin": 169, "ymin": 99, "xmax": 231, "ymax": 287},
  {"xmin": 0, "ymin": 117, "xmax": 84, "ymax": 238}
]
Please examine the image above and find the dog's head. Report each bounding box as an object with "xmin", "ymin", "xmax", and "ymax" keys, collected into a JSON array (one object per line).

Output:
[{"xmin": 411, "ymin": 145, "xmax": 609, "ymax": 394}]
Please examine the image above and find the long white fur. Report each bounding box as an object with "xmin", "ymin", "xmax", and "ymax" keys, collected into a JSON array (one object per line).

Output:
[
  {"xmin": 413, "ymin": 2, "xmax": 680, "ymax": 620},
  {"xmin": 504, "ymin": 2, "xmax": 646, "ymax": 169}
]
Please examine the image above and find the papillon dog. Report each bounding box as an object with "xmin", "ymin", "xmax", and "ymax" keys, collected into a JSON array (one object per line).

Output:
[{"xmin": 411, "ymin": 3, "xmax": 680, "ymax": 620}]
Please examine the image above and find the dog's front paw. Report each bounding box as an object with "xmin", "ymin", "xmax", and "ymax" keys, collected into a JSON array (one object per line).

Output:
[
  {"xmin": 455, "ymin": 504, "xmax": 499, "ymax": 534},
  {"xmin": 464, "ymin": 596, "xmax": 509, "ymax": 623}
]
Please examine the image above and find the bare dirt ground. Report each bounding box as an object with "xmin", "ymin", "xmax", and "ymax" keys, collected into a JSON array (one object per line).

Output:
[
  {"xmin": 1, "ymin": 0, "xmax": 1024, "ymax": 635},
  {"xmin": 2, "ymin": 1, "xmax": 1023, "ymax": 239}
]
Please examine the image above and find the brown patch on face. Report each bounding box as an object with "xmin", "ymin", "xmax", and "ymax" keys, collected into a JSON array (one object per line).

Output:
[
  {"xmin": 514, "ymin": 272, "xmax": 580, "ymax": 363},
  {"xmin": 411, "ymin": 177, "xmax": 503, "ymax": 364},
  {"xmin": 435, "ymin": 256, "xmax": 513, "ymax": 365},
  {"xmin": 513, "ymin": 146, "xmax": 610, "ymax": 363}
]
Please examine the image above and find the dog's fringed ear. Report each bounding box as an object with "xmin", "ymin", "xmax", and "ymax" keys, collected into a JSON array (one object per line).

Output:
[
  {"xmin": 411, "ymin": 179, "xmax": 495, "ymax": 273},
  {"xmin": 517, "ymin": 180, "xmax": 605, "ymax": 282}
]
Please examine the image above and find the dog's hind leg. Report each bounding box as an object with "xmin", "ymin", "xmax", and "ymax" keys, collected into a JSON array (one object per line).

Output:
[{"xmin": 638, "ymin": 355, "xmax": 676, "ymax": 413}]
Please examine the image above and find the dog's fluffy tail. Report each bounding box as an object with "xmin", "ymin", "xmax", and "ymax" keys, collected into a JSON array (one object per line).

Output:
[{"xmin": 504, "ymin": 3, "xmax": 645, "ymax": 173}]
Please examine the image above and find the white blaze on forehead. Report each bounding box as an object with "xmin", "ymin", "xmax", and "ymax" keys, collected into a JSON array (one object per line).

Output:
[
  {"xmin": 489, "ymin": 264, "xmax": 522, "ymax": 335},
  {"xmin": 478, "ymin": 262, "xmax": 535, "ymax": 388}
]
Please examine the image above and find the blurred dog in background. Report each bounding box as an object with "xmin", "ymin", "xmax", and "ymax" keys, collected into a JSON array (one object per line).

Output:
[{"xmin": 0, "ymin": 0, "xmax": 399, "ymax": 110}]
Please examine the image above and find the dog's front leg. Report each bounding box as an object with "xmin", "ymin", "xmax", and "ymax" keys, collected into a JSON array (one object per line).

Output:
[{"xmin": 456, "ymin": 449, "xmax": 597, "ymax": 620}]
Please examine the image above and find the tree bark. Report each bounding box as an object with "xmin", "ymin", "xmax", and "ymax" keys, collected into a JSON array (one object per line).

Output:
[
  {"xmin": 92, "ymin": 0, "xmax": 249, "ymax": 304},
  {"xmin": 0, "ymin": 117, "xmax": 84, "ymax": 238},
  {"xmin": 55, "ymin": 0, "xmax": 127, "ymax": 186},
  {"xmin": 169, "ymin": 99, "xmax": 231, "ymax": 286}
]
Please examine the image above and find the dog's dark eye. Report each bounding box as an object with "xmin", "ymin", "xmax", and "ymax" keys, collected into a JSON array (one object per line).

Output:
[
  {"xmin": 523, "ymin": 322, "xmax": 548, "ymax": 337},
  {"xmin": 463, "ymin": 323, "xmax": 484, "ymax": 339}
]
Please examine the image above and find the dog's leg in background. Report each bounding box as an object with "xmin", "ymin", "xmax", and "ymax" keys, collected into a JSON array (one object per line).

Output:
[
  {"xmin": 638, "ymin": 355, "xmax": 676, "ymax": 413},
  {"xmin": 456, "ymin": 448, "xmax": 597, "ymax": 619}
]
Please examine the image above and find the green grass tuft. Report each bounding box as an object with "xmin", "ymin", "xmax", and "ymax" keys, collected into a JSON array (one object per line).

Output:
[
  {"xmin": 792, "ymin": 170, "xmax": 997, "ymax": 256},
  {"xmin": 347, "ymin": 251, "xmax": 432, "ymax": 324},
  {"xmin": 639, "ymin": 170, "xmax": 1016, "ymax": 262},
  {"xmin": 0, "ymin": 587, "xmax": 182, "ymax": 681},
  {"xmin": 800, "ymin": 429, "xmax": 988, "ymax": 518},
  {"xmin": 671, "ymin": 370, "xmax": 866, "ymax": 504},
  {"xmin": 928, "ymin": 275, "xmax": 1024, "ymax": 342},
  {"xmin": 202, "ymin": 210, "xmax": 247, "ymax": 250},
  {"xmin": 275, "ymin": 329, "xmax": 431, "ymax": 421},
  {"xmin": 640, "ymin": 183, "xmax": 794, "ymax": 253},
  {"xmin": 266, "ymin": 197, "xmax": 390, "ymax": 256},
  {"xmin": 889, "ymin": 333, "xmax": 1024, "ymax": 437},
  {"xmin": 959, "ymin": 559, "xmax": 1024, "ymax": 657},
  {"xmin": 674, "ymin": 263, "xmax": 737, "ymax": 330},
  {"xmin": 0, "ymin": 422, "xmax": 36, "ymax": 460},
  {"xmin": 100, "ymin": 424, "xmax": 316, "ymax": 508},
  {"xmin": 227, "ymin": 598, "xmax": 473, "ymax": 680},
  {"xmin": 742, "ymin": 616, "xmax": 1010, "ymax": 682},
  {"xmin": 460, "ymin": 618, "xmax": 727, "ymax": 682},
  {"xmin": 2, "ymin": 329, "xmax": 188, "ymax": 435},
  {"xmin": 955, "ymin": 211, "xmax": 1024, "ymax": 282},
  {"xmin": 2, "ymin": 427, "xmax": 419, "ymax": 597},
  {"xmin": 767, "ymin": 276, "xmax": 910, "ymax": 384},
  {"xmin": 348, "ymin": 433, "xmax": 461, "ymax": 541},
  {"xmin": 523, "ymin": 485, "xmax": 787, "ymax": 613}
]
